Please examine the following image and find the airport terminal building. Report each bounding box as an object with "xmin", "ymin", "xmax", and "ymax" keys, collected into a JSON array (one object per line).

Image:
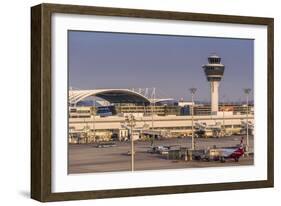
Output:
[{"xmin": 68, "ymin": 88, "xmax": 254, "ymax": 143}]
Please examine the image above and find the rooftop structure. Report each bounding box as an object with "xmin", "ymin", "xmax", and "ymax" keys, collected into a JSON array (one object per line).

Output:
[{"xmin": 69, "ymin": 89, "xmax": 151, "ymax": 105}]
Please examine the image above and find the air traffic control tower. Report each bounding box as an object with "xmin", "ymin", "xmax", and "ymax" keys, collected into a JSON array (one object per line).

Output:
[{"xmin": 202, "ymin": 54, "xmax": 225, "ymax": 114}]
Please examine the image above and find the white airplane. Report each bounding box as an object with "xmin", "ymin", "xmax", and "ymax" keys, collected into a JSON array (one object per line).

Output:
[{"xmin": 194, "ymin": 137, "xmax": 245, "ymax": 162}]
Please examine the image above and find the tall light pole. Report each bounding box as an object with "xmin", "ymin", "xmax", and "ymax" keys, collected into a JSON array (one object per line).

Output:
[
  {"xmin": 222, "ymin": 94, "xmax": 226, "ymax": 137},
  {"xmin": 189, "ymin": 88, "xmax": 197, "ymax": 150},
  {"xmin": 125, "ymin": 114, "xmax": 136, "ymax": 171},
  {"xmin": 243, "ymin": 88, "xmax": 251, "ymax": 154},
  {"xmin": 83, "ymin": 118, "xmax": 89, "ymax": 144},
  {"xmin": 91, "ymin": 98, "xmax": 96, "ymax": 143},
  {"xmin": 151, "ymin": 88, "xmax": 156, "ymax": 146}
]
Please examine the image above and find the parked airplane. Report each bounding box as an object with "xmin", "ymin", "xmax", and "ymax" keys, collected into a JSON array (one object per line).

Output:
[{"xmin": 193, "ymin": 137, "xmax": 245, "ymax": 162}]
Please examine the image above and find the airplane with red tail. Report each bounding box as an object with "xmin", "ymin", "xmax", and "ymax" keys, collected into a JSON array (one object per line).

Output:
[
  {"xmin": 193, "ymin": 137, "xmax": 245, "ymax": 163},
  {"xmin": 207, "ymin": 137, "xmax": 245, "ymax": 162}
]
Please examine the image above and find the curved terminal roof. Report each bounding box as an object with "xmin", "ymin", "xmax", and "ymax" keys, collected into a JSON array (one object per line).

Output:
[
  {"xmin": 154, "ymin": 98, "xmax": 178, "ymax": 105},
  {"xmin": 69, "ymin": 89, "xmax": 151, "ymax": 105}
]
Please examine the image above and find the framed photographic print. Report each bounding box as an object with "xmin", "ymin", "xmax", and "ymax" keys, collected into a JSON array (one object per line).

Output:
[{"xmin": 31, "ymin": 3, "xmax": 274, "ymax": 202}]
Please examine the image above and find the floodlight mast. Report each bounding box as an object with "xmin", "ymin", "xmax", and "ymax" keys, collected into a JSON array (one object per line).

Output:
[
  {"xmin": 125, "ymin": 114, "xmax": 136, "ymax": 171},
  {"xmin": 244, "ymin": 88, "xmax": 252, "ymax": 154},
  {"xmin": 189, "ymin": 88, "xmax": 197, "ymax": 151}
]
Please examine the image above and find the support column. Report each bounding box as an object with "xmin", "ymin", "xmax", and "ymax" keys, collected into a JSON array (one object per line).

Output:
[{"xmin": 210, "ymin": 81, "xmax": 220, "ymax": 113}]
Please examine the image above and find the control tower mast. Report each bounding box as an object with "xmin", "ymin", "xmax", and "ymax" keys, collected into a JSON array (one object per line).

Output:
[{"xmin": 202, "ymin": 55, "xmax": 225, "ymax": 114}]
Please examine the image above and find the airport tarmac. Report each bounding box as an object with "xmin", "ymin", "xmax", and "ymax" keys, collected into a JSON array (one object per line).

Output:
[{"xmin": 68, "ymin": 135, "xmax": 254, "ymax": 174}]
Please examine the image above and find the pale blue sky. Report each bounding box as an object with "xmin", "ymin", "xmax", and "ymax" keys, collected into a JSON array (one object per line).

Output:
[{"xmin": 68, "ymin": 31, "xmax": 254, "ymax": 102}]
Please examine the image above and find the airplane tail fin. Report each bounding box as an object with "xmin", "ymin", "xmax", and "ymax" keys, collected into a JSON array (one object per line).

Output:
[
  {"xmin": 240, "ymin": 137, "xmax": 244, "ymax": 149},
  {"xmin": 240, "ymin": 137, "xmax": 244, "ymax": 144}
]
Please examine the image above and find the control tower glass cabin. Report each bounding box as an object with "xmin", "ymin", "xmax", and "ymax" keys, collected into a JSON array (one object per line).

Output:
[{"xmin": 202, "ymin": 55, "xmax": 225, "ymax": 114}]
